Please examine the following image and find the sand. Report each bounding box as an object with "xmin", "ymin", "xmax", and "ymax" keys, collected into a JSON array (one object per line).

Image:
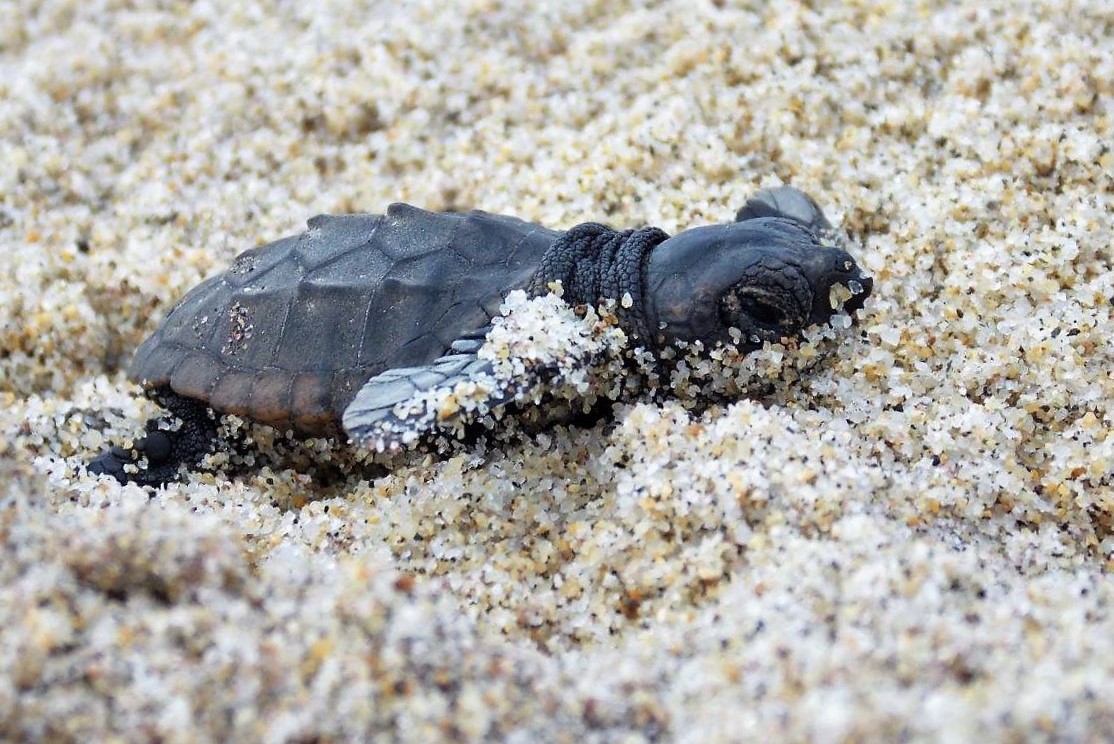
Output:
[{"xmin": 2, "ymin": 0, "xmax": 1113, "ymax": 740}]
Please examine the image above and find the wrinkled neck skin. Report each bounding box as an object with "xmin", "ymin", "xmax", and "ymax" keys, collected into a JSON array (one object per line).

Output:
[{"xmin": 529, "ymin": 223, "xmax": 670, "ymax": 343}]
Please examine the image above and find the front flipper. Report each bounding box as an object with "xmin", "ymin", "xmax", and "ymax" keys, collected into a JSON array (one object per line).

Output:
[
  {"xmin": 342, "ymin": 337, "xmax": 543, "ymax": 452},
  {"xmin": 344, "ymin": 292, "xmax": 626, "ymax": 452},
  {"xmin": 735, "ymin": 186, "xmax": 834, "ymax": 233}
]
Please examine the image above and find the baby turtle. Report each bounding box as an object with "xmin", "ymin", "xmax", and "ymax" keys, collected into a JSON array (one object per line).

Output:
[{"xmin": 88, "ymin": 187, "xmax": 872, "ymax": 486}]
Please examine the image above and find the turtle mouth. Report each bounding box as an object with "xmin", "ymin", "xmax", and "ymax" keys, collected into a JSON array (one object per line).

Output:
[
  {"xmin": 843, "ymin": 275, "xmax": 873, "ymax": 314},
  {"xmin": 719, "ymin": 283, "xmax": 809, "ymax": 342}
]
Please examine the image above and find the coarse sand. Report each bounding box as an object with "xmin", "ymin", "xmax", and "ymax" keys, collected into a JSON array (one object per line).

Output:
[{"xmin": 2, "ymin": 0, "xmax": 1113, "ymax": 740}]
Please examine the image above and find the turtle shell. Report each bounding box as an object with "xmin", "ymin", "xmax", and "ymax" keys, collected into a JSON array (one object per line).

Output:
[{"xmin": 130, "ymin": 204, "xmax": 561, "ymax": 434}]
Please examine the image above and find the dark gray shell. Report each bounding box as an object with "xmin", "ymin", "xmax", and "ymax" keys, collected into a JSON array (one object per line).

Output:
[{"xmin": 130, "ymin": 204, "xmax": 561, "ymax": 433}]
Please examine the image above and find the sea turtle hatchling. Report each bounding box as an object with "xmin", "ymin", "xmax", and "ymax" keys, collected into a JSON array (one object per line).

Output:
[{"xmin": 88, "ymin": 186, "xmax": 873, "ymax": 486}]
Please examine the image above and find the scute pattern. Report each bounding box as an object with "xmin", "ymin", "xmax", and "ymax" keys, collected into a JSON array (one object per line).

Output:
[
  {"xmin": 129, "ymin": 206, "xmax": 561, "ymax": 433},
  {"xmin": 224, "ymin": 234, "xmax": 298, "ymax": 288},
  {"xmin": 149, "ymin": 276, "xmax": 226, "ymax": 353}
]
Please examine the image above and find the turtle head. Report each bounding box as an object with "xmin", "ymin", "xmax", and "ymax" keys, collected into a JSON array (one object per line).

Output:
[{"xmin": 643, "ymin": 217, "xmax": 872, "ymax": 348}]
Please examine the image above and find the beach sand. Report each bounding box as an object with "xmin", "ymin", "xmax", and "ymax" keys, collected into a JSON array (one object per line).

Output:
[{"xmin": 2, "ymin": 0, "xmax": 1113, "ymax": 740}]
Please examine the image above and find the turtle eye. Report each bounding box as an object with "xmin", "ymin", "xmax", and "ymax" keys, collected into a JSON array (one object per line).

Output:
[
  {"xmin": 719, "ymin": 285, "xmax": 804, "ymax": 339},
  {"xmin": 720, "ymin": 289, "xmax": 785, "ymax": 329},
  {"xmin": 736, "ymin": 295, "xmax": 785, "ymax": 326}
]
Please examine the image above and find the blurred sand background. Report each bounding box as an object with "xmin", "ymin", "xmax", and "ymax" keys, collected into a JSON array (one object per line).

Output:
[{"xmin": 2, "ymin": 0, "xmax": 1113, "ymax": 740}]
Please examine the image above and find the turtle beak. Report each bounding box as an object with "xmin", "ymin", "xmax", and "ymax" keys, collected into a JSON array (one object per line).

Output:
[{"xmin": 802, "ymin": 249, "xmax": 873, "ymax": 324}]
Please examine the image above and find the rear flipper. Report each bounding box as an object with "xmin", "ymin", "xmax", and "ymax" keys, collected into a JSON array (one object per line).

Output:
[
  {"xmin": 735, "ymin": 186, "xmax": 834, "ymax": 233},
  {"xmin": 86, "ymin": 393, "xmax": 217, "ymax": 487}
]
